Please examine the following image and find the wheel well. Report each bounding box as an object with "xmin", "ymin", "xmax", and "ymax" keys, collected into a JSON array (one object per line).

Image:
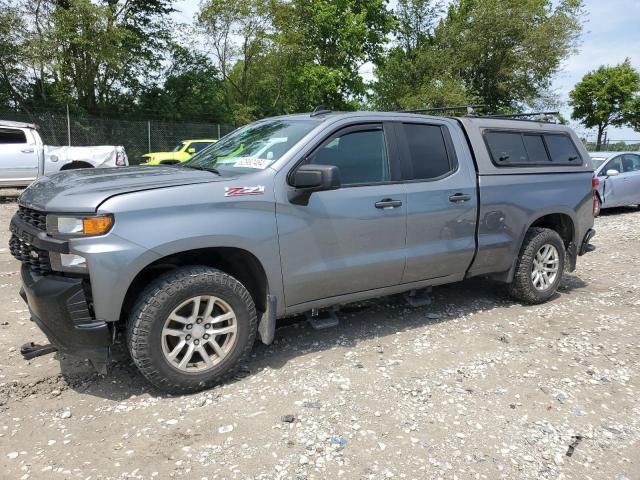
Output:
[
  {"xmin": 60, "ymin": 161, "xmax": 93, "ymax": 170},
  {"xmin": 530, "ymin": 213, "xmax": 575, "ymax": 247},
  {"xmin": 120, "ymin": 247, "xmax": 268, "ymax": 322}
]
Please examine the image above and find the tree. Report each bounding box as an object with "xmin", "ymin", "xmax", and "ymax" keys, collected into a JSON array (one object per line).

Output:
[
  {"xmin": 0, "ymin": 0, "xmax": 174, "ymax": 115},
  {"xmin": 273, "ymin": 0, "xmax": 394, "ymax": 112},
  {"xmin": 372, "ymin": 0, "xmax": 584, "ymax": 112},
  {"xmin": 569, "ymin": 60, "xmax": 640, "ymax": 150},
  {"xmin": 197, "ymin": 0, "xmax": 272, "ymax": 123},
  {"xmin": 0, "ymin": 1, "xmax": 31, "ymax": 109},
  {"xmin": 137, "ymin": 46, "xmax": 228, "ymax": 122}
]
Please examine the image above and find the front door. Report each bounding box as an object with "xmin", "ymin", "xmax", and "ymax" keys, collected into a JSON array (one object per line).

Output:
[
  {"xmin": 276, "ymin": 123, "xmax": 407, "ymax": 307},
  {"xmin": 600, "ymin": 155, "xmax": 632, "ymax": 207},
  {"xmin": 0, "ymin": 127, "xmax": 38, "ymax": 184},
  {"xmin": 619, "ymin": 154, "xmax": 640, "ymax": 205}
]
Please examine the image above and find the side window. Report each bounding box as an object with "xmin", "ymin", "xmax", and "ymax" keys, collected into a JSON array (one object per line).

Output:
[
  {"xmin": 544, "ymin": 135, "xmax": 580, "ymax": 163},
  {"xmin": 601, "ymin": 156, "xmax": 623, "ymax": 175},
  {"xmin": 309, "ymin": 128, "xmax": 389, "ymax": 185},
  {"xmin": 191, "ymin": 142, "xmax": 211, "ymax": 153},
  {"xmin": 622, "ymin": 154, "xmax": 640, "ymax": 172},
  {"xmin": 402, "ymin": 123, "xmax": 453, "ymax": 180},
  {"xmin": 523, "ymin": 135, "xmax": 550, "ymax": 163},
  {"xmin": 0, "ymin": 128, "xmax": 27, "ymax": 144},
  {"xmin": 485, "ymin": 131, "xmax": 528, "ymax": 164}
]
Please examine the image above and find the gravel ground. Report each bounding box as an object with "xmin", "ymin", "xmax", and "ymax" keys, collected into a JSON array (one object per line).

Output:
[{"xmin": 0, "ymin": 190, "xmax": 639, "ymax": 480}]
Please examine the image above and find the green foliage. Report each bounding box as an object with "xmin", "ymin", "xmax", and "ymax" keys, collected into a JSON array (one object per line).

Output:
[
  {"xmin": 138, "ymin": 46, "xmax": 228, "ymax": 122},
  {"xmin": 1, "ymin": 0, "xmax": 589, "ymax": 125},
  {"xmin": 569, "ymin": 59, "xmax": 640, "ymax": 150},
  {"xmin": 0, "ymin": 1, "xmax": 30, "ymax": 108},
  {"xmin": 373, "ymin": 0, "xmax": 583, "ymax": 112}
]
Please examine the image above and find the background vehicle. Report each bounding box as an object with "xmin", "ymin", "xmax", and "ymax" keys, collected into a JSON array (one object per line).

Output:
[
  {"xmin": 590, "ymin": 151, "xmax": 640, "ymax": 215},
  {"xmin": 141, "ymin": 139, "xmax": 217, "ymax": 165},
  {"xmin": 11, "ymin": 111, "xmax": 595, "ymax": 393},
  {"xmin": 0, "ymin": 120, "xmax": 128, "ymax": 187}
]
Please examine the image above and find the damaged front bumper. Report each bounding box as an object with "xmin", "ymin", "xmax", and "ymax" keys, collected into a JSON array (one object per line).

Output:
[{"xmin": 19, "ymin": 265, "xmax": 112, "ymax": 373}]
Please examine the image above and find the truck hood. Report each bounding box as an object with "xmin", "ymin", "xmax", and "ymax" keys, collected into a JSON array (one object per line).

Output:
[{"xmin": 19, "ymin": 165, "xmax": 222, "ymax": 213}]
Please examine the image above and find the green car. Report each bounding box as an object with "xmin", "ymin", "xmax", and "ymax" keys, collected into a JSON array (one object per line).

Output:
[{"xmin": 141, "ymin": 139, "xmax": 217, "ymax": 165}]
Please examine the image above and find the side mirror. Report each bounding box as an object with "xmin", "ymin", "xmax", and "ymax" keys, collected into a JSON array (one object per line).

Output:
[
  {"xmin": 606, "ymin": 169, "xmax": 620, "ymax": 177},
  {"xmin": 187, "ymin": 147, "xmax": 196, "ymax": 154},
  {"xmin": 292, "ymin": 164, "xmax": 341, "ymax": 191}
]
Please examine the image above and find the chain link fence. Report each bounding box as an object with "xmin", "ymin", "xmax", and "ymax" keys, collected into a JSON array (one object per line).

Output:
[{"xmin": 0, "ymin": 110, "xmax": 235, "ymax": 164}]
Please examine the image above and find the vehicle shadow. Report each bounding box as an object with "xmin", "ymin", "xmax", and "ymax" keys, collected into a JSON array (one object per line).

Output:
[
  {"xmin": 56, "ymin": 272, "xmax": 589, "ymax": 402},
  {"xmin": 0, "ymin": 191, "xmax": 21, "ymax": 204},
  {"xmin": 599, "ymin": 206, "xmax": 640, "ymax": 216}
]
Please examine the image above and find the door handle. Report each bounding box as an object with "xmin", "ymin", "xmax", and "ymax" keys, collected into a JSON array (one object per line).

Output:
[
  {"xmin": 449, "ymin": 193, "xmax": 471, "ymax": 202},
  {"xmin": 375, "ymin": 198, "xmax": 403, "ymax": 209},
  {"xmin": 21, "ymin": 148, "xmax": 35, "ymax": 154}
]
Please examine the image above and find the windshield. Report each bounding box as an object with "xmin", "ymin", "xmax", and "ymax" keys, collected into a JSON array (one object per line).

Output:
[
  {"xmin": 590, "ymin": 158, "xmax": 606, "ymax": 169},
  {"xmin": 184, "ymin": 119, "xmax": 317, "ymax": 175},
  {"xmin": 172, "ymin": 142, "xmax": 186, "ymax": 152}
]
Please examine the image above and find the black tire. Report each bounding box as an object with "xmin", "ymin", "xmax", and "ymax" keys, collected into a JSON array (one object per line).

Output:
[
  {"xmin": 127, "ymin": 266, "xmax": 257, "ymax": 393},
  {"xmin": 507, "ymin": 227, "xmax": 565, "ymax": 305}
]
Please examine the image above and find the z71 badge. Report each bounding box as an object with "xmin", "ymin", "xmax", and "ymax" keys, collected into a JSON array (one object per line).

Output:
[{"xmin": 224, "ymin": 185, "xmax": 265, "ymax": 197}]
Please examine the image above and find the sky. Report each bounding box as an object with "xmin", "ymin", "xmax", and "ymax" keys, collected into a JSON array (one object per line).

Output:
[{"xmin": 172, "ymin": 0, "xmax": 640, "ymax": 142}]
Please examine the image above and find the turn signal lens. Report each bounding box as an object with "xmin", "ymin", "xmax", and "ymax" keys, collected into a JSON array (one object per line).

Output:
[{"xmin": 82, "ymin": 215, "xmax": 113, "ymax": 236}]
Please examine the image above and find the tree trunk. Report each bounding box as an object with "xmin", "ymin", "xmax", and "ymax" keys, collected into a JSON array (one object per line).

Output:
[{"xmin": 596, "ymin": 125, "xmax": 604, "ymax": 152}]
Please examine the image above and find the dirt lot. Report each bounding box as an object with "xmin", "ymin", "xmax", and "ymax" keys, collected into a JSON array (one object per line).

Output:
[{"xmin": 0, "ymin": 191, "xmax": 639, "ymax": 480}]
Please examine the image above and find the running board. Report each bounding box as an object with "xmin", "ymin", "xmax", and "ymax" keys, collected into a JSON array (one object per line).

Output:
[
  {"xmin": 306, "ymin": 310, "xmax": 340, "ymax": 330},
  {"xmin": 403, "ymin": 287, "xmax": 433, "ymax": 307},
  {"xmin": 20, "ymin": 342, "xmax": 58, "ymax": 360}
]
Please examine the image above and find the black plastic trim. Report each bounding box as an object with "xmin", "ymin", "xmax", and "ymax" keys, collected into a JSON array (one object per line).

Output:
[{"xmin": 9, "ymin": 214, "xmax": 69, "ymax": 254}]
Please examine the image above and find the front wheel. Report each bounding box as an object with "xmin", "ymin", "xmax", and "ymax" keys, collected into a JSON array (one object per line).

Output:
[
  {"xmin": 127, "ymin": 266, "xmax": 257, "ymax": 393},
  {"xmin": 507, "ymin": 228, "xmax": 565, "ymax": 304}
]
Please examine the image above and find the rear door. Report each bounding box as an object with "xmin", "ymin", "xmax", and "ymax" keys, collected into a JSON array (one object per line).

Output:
[
  {"xmin": 0, "ymin": 127, "xmax": 38, "ymax": 185},
  {"xmin": 276, "ymin": 123, "xmax": 407, "ymax": 307},
  {"xmin": 396, "ymin": 121, "xmax": 477, "ymax": 283}
]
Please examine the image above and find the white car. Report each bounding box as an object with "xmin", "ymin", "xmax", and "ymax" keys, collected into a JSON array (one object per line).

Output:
[
  {"xmin": 0, "ymin": 120, "xmax": 128, "ymax": 188},
  {"xmin": 590, "ymin": 151, "xmax": 640, "ymax": 215}
]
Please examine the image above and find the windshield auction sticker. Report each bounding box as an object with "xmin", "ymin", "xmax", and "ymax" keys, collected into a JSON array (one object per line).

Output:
[
  {"xmin": 224, "ymin": 186, "xmax": 265, "ymax": 197},
  {"xmin": 233, "ymin": 157, "xmax": 272, "ymax": 169}
]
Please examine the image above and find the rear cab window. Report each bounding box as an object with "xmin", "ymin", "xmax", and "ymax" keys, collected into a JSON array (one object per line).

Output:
[{"xmin": 484, "ymin": 130, "xmax": 582, "ymax": 166}]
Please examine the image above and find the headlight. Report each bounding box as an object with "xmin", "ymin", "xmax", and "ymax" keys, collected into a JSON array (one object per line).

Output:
[{"xmin": 47, "ymin": 214, "xmax": 114, "ymax": 237}]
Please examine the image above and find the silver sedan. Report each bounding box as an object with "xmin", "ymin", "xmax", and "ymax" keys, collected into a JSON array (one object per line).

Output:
[{"xmin": 591, "ymin": 151, "xmax": 640, "ymax": 215}]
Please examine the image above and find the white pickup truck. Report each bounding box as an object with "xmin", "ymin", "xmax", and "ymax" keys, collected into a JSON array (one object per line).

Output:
[{"xmin": 0, "ymin": 120, "xmax": 128, "ymax": 187}]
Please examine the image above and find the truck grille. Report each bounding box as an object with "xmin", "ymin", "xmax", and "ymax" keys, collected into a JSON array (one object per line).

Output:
[
  {"xmin": 9, "ymin": 234, "xmax": 53, "ymax": 275},
  {"xmin": 17, "ymin": 206, "xmax": 47, "ymax": 231}
]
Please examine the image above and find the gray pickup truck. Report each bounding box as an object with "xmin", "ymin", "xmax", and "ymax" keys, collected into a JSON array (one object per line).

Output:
[{"xmin": 10, "ymin": 111, "xmax": 596, "ymax": 392}]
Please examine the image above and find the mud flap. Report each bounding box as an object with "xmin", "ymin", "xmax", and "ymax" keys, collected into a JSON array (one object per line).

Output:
[{"xmin": 258, "ymin": 294, "xmax": 277, "ymax": 345}]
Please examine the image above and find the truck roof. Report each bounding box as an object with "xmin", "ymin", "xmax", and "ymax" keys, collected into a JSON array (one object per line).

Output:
[
  {"xmin": 0, "ymin": 119, "xmax": 37, "ymax": 130},
  {"xmin": 274, "ymin": 111, "xmax": 593, "ymax": 175}
]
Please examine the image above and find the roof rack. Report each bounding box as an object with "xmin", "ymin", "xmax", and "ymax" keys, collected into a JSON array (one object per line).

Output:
[
  {"xmin": 483, "ymin": 111, "xmax": 561, "ymax": 124},
  {"xmin": 399, "ymin": 104, "xmax": 486, "ymax": 114},
  {"xmin": 486, "ymin": 111, "xmax": 560, "ymax": 119},
  {"xmin": 397, "ymin": 105, "xmax": 561, "ymax": 123}
]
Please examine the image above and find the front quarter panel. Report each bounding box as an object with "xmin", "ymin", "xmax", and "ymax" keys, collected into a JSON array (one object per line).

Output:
[{"xmin": 73, "ymin": 171, "xmax": 282, "ymax": 322}]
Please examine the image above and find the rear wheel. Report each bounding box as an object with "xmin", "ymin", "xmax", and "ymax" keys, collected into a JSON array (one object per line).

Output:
[
  {"xmin": 127, "ymin": 266, "xmax": 257, "ymax": 393},
  {"xmin": 508, "ymin": 228, "xmax": 565, "ymax": 304}
]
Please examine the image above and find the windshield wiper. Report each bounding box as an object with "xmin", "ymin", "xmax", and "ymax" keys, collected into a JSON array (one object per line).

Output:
[{"xmin": 176, "ymin": 164, "xmax": 220, "ymax": 175}]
